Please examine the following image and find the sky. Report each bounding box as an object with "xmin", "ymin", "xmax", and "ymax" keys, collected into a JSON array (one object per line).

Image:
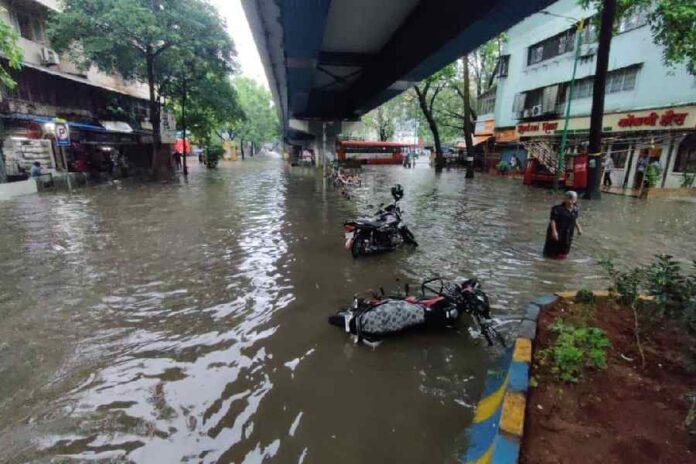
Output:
[{"xmin": 211, "ymin": 0, "xmax": 269, "ymax": 89}]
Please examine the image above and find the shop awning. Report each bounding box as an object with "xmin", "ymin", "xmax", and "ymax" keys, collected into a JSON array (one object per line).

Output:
[
  {"xmin": 100, "ymin": 121, "xmax": 134, "ymax": 133},
  {"xmin": 453, "ymin": 135, "xmax": 493, "ymax": 150}
]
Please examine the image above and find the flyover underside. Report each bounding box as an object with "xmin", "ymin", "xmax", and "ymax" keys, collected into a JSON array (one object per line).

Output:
[{"xmin": 243, "ymin": 0, "xmax": 554, "ymax": 143}]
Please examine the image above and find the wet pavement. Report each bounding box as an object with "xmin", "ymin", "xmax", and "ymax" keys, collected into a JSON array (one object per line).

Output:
[{"xmin": 1, "ymin": 155, "xmax": 695, "ymax": 463}]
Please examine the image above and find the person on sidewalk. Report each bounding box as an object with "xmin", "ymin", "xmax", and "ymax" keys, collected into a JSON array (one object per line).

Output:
[
  {"xmin": 30, "ymin": 161, "xmax": 42, "ymax": 178},
  {"xmin": 543, "ymin": 191, "xmax": 583, "ymax": 260},
  {"xmin": 603, "ymin": 154, "xmax": 614, "ymax": 187}
]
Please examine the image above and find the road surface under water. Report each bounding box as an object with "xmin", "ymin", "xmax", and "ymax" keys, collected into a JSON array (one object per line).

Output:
[{"xmin": 1, "ymin": 155, "xmax": 695, "ymax": 463}]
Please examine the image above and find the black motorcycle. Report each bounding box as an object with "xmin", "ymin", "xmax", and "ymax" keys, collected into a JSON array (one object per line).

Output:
[
  {"xmin": 343, "ymin": 184, "xmax": 418, "ymax": 258},
  {"xmin": 328, "ymin": 278, "xmax": 505, "ymax": 346}
]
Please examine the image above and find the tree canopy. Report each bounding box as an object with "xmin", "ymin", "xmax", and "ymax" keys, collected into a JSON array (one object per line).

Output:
[
  {"xmin": 231, "ymin": 77, "xmax": 280, "ymax": 151},
  {"xmin": 0, "ymin": 18, "xmax": 22, "ymax": 94},
  {"xmin": 580, "ymin": 0, "xmax": 696, "ymax": 75},
  {"xmin": 48, "ymin": 0, "xmax": 237, "ymax": 171}
]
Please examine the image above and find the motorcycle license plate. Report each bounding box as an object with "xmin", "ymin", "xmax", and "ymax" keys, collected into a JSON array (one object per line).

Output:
[{"xmin": 344, "ymin": 232, "xmax": 354, "ymax": 240}]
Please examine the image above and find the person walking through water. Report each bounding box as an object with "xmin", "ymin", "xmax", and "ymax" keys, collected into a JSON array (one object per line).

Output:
[
  {"xmin": 543, "ymin": 191, "xmax": 583, "ymax": 259},
  {"xmin": 603, "ymin": 154, "xmax": 614, "ymax": 187}
]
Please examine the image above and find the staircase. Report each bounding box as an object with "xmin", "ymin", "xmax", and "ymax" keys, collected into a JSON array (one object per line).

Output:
[{"xmin": 524, "ymin": 140, "xmax": 558, "ymax": 174}]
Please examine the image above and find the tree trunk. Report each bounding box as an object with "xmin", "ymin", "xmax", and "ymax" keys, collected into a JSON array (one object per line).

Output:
[
  {"xmin": 585, "ymin": 0, "xmax": 617, "ymax": 200},
  {"xmin": 463, "ymin": 56, "xmax": 475, "ymax": 179},
  {"xmin": 0, "ymin": 119, "xmax": 6, "ymax": 183},
  {"xmin": 414, "ymin": 86, "xmax": 443, "ymax": 168},
  {"xmin": 146, "ymin": 53, "xmax": 161, "ymax": 177},
  {"xmin": 181, "ymin": 77, "xmax": 188, "ymax": 176},
  {"xmin": 240, "ymin": 138, "xmax": 245, "ymax": 160}
]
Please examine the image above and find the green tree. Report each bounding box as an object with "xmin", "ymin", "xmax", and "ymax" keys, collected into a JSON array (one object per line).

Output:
[
  {"xmin": 231, "ymin": 77, "xmax": 279, "ymax": 159},
  {"xmin": 0, "ymin": 17, "xmax": 23, "ymax": 183},
  {"xmin": 362, "ymin": 100, "xmax": 396, "ymax": 141},
  {"xmin": 580, "ymin": 0, "xmax": 696, "ymax": 75},
  {"xmin": 0, "ymin": 19, "xmax": 22, "ymax": 93},
  {"xmin": 413, "ymin": 64, "xmax": 456, "ymax": 166},
  {"xmin": 48, "ymin": 0, "xmax": 236, "ymax": 174}
]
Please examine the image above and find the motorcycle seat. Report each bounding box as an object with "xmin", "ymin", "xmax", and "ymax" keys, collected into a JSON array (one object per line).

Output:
[{"xmin": 355, "ymin": 218, "xmax": 385, "ymax": 229}]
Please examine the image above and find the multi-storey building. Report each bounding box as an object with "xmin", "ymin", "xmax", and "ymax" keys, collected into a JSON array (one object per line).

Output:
[
  {"xmin": 0, "ymin": 0, "xmax": 174, "ymax": 180},
  {"xmin": 479, "ymin": 0, "xmax": 696, "ymax": 191}
]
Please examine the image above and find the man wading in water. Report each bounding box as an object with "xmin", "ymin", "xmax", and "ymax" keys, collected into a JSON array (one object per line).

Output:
[{"xmin": 543, "ymin": 191, "xmax": 583, "ymax": 260}]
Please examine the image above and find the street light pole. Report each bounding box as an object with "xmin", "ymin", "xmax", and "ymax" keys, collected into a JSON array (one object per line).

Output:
[{"xmin": 555, "ymin": 19, "xmax": 585, "ymax": 190}]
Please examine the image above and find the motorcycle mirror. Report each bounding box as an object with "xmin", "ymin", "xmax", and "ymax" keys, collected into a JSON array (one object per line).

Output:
[
  {"xmin": 380, "ymin": 287, "xmax": 385, "ymax": 296},
  {"xmin": 405, "ymin": 283, "xmax": 410, "ymax": 295}
]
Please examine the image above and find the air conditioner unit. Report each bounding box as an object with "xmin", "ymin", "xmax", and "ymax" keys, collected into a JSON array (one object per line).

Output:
[
  {"xmin": 531, "ymin": 105, "xmax": 543, "ymax": 117},
  {"xmin": 41, "ymin": 48, "xmax": 60, "ymax": 66}
]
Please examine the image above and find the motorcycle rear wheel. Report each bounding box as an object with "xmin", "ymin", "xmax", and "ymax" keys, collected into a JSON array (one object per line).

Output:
[{"xmin": 351, "ymin": 234, "xmax": 366, "ymax": 258}]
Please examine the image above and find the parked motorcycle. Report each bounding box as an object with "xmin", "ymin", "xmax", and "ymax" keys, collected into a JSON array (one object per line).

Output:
[
  {"xmin": 328, "ymin": 278, "xmax": 505, "ymax": 346},
  {"xmin": 343, "ymin": 184, "xmax": 418, "ymax": 258}
]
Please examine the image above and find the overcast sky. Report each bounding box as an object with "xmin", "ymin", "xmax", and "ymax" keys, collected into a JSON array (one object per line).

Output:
[{"xmin": 210, "ymin": 0, "xmax": 269, "ymax": 89}]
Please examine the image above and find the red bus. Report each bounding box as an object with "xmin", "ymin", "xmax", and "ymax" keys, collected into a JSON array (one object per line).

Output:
[{"xmin": 336, "ymin": 140, "xmax": 409, "ymax": 165}]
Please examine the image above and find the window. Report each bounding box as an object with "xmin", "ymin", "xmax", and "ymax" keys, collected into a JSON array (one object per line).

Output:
[
  {"xmin": 609, "ymin": 142, "xmax": 630, "ymax": 169},
  {"xmin": 674, "ymin": 135, "xmax": 696, "ymax": 173},
  {"xmin": 497, "ymin": 55, "xmax": 510, "ymax": 77},
  {"xmin": 15, "ymin": 13, "xmax": 45, "ymax": 42},
  {"xmin": 580, "ymin": 19, "xmax": 599, "ymax": 44},
  {"xmin": 570, "ymin": 66, "xmax": 640, "ymax": 100},
  {"xmin": 479, "ymin": 90, "xmax": 496, "ymax": 115},
  {"xmin": 527, "ymin": 28, "xmax": 576, "ymax": 65},
  {"xmin": 618, "ymin": 8, "xmax": 648, "ymax": 33}
]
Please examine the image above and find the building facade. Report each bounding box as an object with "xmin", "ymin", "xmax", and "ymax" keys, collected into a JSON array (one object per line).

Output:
[
  {"xmin": 478, "ymin": 0, "xmax": 696, "ymax": 191},
  {"xmin": 0, "ymin": 0, "xmax": 174, "ymax": 181}
]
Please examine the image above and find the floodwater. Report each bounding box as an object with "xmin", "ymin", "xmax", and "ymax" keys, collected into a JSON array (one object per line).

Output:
[{"xmin": 1, "ymin": 155, "xmax": 695, "ymax": 464}]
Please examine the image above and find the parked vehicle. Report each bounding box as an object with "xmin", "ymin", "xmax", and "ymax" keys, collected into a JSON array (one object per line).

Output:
[
  {"xmin": 343, "ymin": 184, "xmax": 418, "ymax": 257},
  {"xmin": 328, "ymin": 278, "xmax": 504, "ymax": 346}
]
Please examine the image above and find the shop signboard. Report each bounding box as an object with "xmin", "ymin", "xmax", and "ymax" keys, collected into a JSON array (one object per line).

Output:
[
  {"xmin": 54, "ymin": 119, "xmax": 70, "ymax": 146},
  {"xmin": 515, "ymin": 105, "xmax": 696, "ymax": 138}
]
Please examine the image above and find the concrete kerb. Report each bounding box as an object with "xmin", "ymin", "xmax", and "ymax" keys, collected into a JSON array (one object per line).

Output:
[{"xmin": 462, "ymin": 294, "xmax": 559, "ymax": 464}]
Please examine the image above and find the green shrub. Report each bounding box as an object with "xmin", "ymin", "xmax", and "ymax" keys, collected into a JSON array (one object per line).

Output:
[
  {"xmin": 574, "ymin": 289, "xmax": 596, "ymax": 304},
  {"xmin": 540, "ymin": 320, "xmax": 610, "ymax": 383},
  {"xmin": 644, "ymin": 164, "xmax": 661, "ymax": 188},
  {"xmin": 681, "ymin": 172, "xmax": 695, "ymax": 188},
  {"xmin": 598, "ymin": 259, "xmax": 643, "ymax": 306}
]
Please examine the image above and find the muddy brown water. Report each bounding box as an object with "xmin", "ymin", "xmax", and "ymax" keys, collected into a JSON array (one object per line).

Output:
[{"xmin": 1, "ymin": 155, "xmax": 695, "ymax": 463}]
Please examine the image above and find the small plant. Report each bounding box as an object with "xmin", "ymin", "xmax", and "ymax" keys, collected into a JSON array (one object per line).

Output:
[
  {"xmin": 540, "ymin": 319, "xmax": 610, "ymax": 383},
  {"xmin": 574, "ymin": 289, "xmax": 596, "ymax": 304},
  {"xmin": 644, "ymin": 163, "xmax": 661, "ymax": 188},
  {"xmin": 598, "ymin": 259, "xmax": 643, "ymax": 305},
  {"xmin": 644, "ymin": 255, "xmax": 688, "ymax": 319},
  {"xmin": 681, "ymin": 172, "xmax": 695, "ymax": 188}
]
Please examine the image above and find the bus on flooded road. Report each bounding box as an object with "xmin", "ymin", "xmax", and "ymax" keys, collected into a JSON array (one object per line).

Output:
[{"xmin": 336, "ymin": 140, "xmax": 410, "ymax": 165}]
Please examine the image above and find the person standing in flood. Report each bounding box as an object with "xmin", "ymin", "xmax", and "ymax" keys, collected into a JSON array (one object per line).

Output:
[{"xmin": 543, "ymin": 191, "xmax": 583, "ymax": 259}]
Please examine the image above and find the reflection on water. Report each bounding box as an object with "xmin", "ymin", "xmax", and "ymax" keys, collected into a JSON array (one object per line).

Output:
[{"xmin": 1, "ymin": 157, "xmax": 694, "ymax": 463}]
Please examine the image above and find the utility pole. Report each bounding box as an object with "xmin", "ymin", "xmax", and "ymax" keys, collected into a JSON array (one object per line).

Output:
[
  {"xmin": 555, "ymin": 19, "xmax": 585, "ymax": 190},
  {"xmin": 181, "ymin": 76, "xmax": 188, "ymax": 176},
  {"xmin": 585, "ymin": 0, "xmax": 617, "ymax": 200}
]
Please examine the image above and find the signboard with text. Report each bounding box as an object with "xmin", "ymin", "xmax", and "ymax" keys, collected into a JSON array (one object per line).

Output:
[{"xmin": 511, "ymin": 105, "xmax": 696, "ymax": 138}]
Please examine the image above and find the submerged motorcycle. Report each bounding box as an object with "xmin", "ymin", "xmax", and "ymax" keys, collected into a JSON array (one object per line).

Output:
[
  {"xmin": 343, "ymin": 184, "xmax": 418, "ymax": 258},
  {"xmin": 328, "ymin": 278, "xmax": 505, "ymax": 346}
]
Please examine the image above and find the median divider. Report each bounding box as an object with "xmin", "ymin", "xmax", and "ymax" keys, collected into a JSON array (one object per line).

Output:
[{"xmin": 462, "ymin": 294, "xmax": 558, "ymax": 464}]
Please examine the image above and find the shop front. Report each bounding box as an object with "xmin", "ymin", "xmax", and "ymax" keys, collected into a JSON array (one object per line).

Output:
[{"xmin": 511, "ymin": 105, "xmax": 696, "ymax": 192}]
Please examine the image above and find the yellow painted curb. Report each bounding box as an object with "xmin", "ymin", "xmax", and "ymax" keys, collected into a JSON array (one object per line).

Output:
[
  {"xmin": 473, "ymin": 376, "xmax": 509, "ymax": 423},
  {"xmin": 513, "ymin": 338, "xmax": 532, "ymax": 363},
  {"xmin": 500, "ymin": 391, "xmax": 526, "ymax": 437}
]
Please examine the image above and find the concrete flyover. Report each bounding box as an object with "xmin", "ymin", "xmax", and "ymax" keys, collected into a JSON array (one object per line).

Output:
[{"xmin": 242, "ymin": 0, "xmax": 555, "ymax": 159}]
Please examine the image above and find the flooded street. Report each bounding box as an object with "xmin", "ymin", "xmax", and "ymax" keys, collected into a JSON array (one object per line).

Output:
[{"xmin": 1, "ymin": 156, "xmax": 695, "ymax": 464}]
